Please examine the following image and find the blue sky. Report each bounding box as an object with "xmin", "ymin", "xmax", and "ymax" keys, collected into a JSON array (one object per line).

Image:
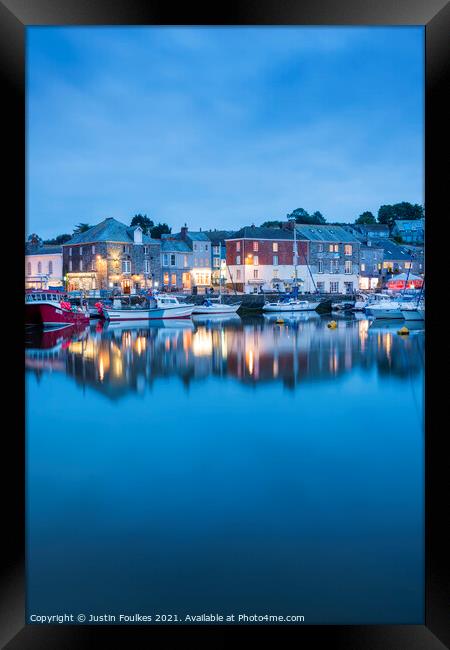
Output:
[{"xmin": 27, "ymin": 26, "xmax": 424, "ymax": 239}]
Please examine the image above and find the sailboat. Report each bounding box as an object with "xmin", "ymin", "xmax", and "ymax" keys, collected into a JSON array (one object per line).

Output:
[
  {"xmin": 401, "ymin": 278, "xmax": 425, "ymax": 321},
  {"xmin": 191, "ymin": 275, "xmax": 241, "ymax": 315}
]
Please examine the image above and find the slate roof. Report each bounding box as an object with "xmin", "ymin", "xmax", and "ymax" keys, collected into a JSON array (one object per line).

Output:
[
  {"xmin": 370, "ymin": 238, "xmax": 412, "ymax": 261},
  {"xmin": 226, "ymin": 226, "xmax": 293, "ymax": 240},
  {"xmin": 393, "ymin": 219, "xmax": 424, "ymax": 232},
  {"xmin": 25, "ymin": 244, "xmax": 62, "ymax": 255},
  {"xmin": 294, "ymin": 224, "xmax": 361, "ymax": 243},
  {"xmin": 161, "ymin": 240, "xmax": 192, "ymax": 253},
  {"xmin": 62, "ymin": 217, "xmax": 159, "ymax": 245},
  {"xmin": 204, "ymin": 230, "xmax": 236, "ymax": 244}
]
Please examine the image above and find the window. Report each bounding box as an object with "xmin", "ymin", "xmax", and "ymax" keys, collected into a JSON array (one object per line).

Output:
[
  {"xmin": 213, "ymin": 246, "xmax": 220, "ymax": 255},
  {"xmin": 91, "ymin": 260, "xmax": 96, "ymax": 271},
  {"xmin": 330, "ymin": 281, "xmax": 339, "ymax": 293},
  {"xmin": 171, "ymin": 274, "xmax": 177, "ymax": 286},
  {"xmin": 170, "ymin": 254, "xmax": 176, "ymax": 266},
  {"xmin": 236, "ymin": 255, "xmax": 241, "ymax": 265},
  {"xmin": 194, "ymin": 243, "xmax": 198, "ymax": 251},
  {"xmin": 318, "ymin": 260, "xmax": 324, "ymax": 273},
  {"xmin": 213, "ymin": 258, "xmax": 220, "ymax": 268},
  {"xmin": 122, "ymin": 260, "xmax": 131, "ymax": 273},
  {"xmin": 163, "ymin": 254, "xmax": 168, "ymax": 266},
  {"xmin": 272, "ymin": 242, "xmax": 278, "ymax": 252},
  {"xmin": 360, "ymin": 263, "xmax": 366, "ymax": 272},
  {"xmin": 344, "ymin": 282, "xmax": 353, "ymax": 294},
  {"xmin": 163, "ymin": 272, "xmax": 169, "ymax": 285},
  {"xmin": 253, "ymin": 269, "xmax": 259, "ymax": 279},
  {"xmin": 69, "ymin": 248, "xmax": 72, "ymax": 256},
  {"xmin": 236, "ymin": 270, "xmax": 241, "ymax": 279},
  {"xmin": 205, "ymin": 244, "xmax": 209, "ymax": 251},
  {"xmin": 236, "ymin": 241, "xmax": 241, "ymax": 252},
  {"xmin": 123, "ymin": 245, "xmax": 130, "ymax": 253},
  {"xmin": 345, "ymin": 260, "xmax": 352, "ymax": 274},
  {"xmin": 404, "ymin": 261, "xmax": 412, "ymax": 269},
  {"xmin": 27, "ymin": 262, "xmax": 31, "ymax": 275},
  {"xmin": 318, "ymin": 243, "xmax": 324, "ymax": 253},
  {"xmin": 253, "ymin": 241, "xmax": 259, "ymax": 252},
  {"xmin": 329, "ymin": 244, "xmax": 339, "ymax": 252},
  {"xmin": 92, "ymin": 245, "xmax": 95, "ymax": 254},
  {"xmin": 80, "ymin": 259, "xmax": 83, "ymax": 271},
  {"xmin": 144, "ymin": 246, "xmax": 149, "ymax": 254},
  {"xmin": 253, "ymin": 255, "xmax": 259, "ymax": 266},
  {"xmin": 331, "ymin": 260, "xmax": 339, "ymax": 273},
  {"xmin": 37, "ymin": 262, "xmax": 42, "ymax": 274},
  {"xmin": 317, "ymin": 281, "xmax": 325, "ymax": 292},
  {"xmin": 144, "ymin": 260, "xmax": 150, "ymax": 273},
  {"xmin": 344, "ymin": 244, "xmax": 352, "ymax": 255},
  {"xmin": 48, "ymin": 261, "xmax": 53, "ymax": 274},
  {"xmin": 80, "ymin": 247, "xmax": 83, "ymax": 255},
  {"xmin": 183, "ymin": 255, "xmax": 188, "ymax": 267},
  {"xmin": 273, "ymin": 255, "xmax": 278, "ymax": 265},
  {"xmin": 69, "ymin": 260, "xmax": 72, "ymax": 271}
]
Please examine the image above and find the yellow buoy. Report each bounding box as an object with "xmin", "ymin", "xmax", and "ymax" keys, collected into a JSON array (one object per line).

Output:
[
  {"xmin": 398, "ymin": 326, "xmax": 410, "ymax": 335},
  {"xmin": 276, "ymin": 318, "xmax": 284, "ymax": 324},
  {"xmin": 327, "ymin": 320, "xmax": 337, "ymax": 329}
]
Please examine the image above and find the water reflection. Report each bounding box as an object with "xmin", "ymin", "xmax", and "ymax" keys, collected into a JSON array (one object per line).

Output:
[{"xmin": 25, "ymin": 314, "xmax": 424, "ymax": 400}]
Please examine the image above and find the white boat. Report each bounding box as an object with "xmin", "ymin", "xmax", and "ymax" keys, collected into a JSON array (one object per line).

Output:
[
  {"xmin": 401, "ymin": 301, "xmax": 425, "ymax": 321},
  {"xmin": 192, "ymin": 297, "xmax": 241, "ymax": 315},
  {"xmin": 353, "ymin": 293, "xmax": 370, "ymax": 311},
  {"xmin": 262, "ymin": 297, "xmax": 320, "ymax": 312},
  {"xmin": 365, "ymin": 300, "xmax": 404, "ymax": 320},
  {"xmin": 103, "ymin": 294, "xmax": 195, "ymax": 321}
]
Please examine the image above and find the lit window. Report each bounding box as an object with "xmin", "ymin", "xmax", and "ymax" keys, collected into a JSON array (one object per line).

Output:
[
  {"xmin": 236, "ymin": 241, "xmax": 241, "ymax": 252},
  {"xmin": 184, "ymin": 255, "xmax": 188, "ymax": 267},
  {"xmin": 163, "ymin": 272, "xmax": 169, "ymax": 285},
  {"xmin": 344, "ymin": 244, "xmax": 352, "ymax": 255},
  {"xmin": 272, "ymin": 242, "xmax": 278, "ymax": 252},
  {"xmin": 171, "ymin": 274, "xmax": 177, "ymax": 285},
  {"xmin": 253, "ymin": 241, "xmax": 258, "ymax": 252},
  {"xmin": 404, "ymin": 261, "xmax": 412, "ymax": 269},
  {"xmin": 329, "ymin": 244, "xmax": 338, "ymax": 252},
  {"xmin": 360, "ymin": 263, "xmax": 366, "ymax": 272},
  {"xmin": 253, "ymin": 256, "xmax": 259, "ymax": 266}
]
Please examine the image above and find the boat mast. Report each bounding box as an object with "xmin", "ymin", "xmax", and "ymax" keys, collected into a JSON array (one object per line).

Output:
[{"xmin": 289, "ymin": 214, "xmax": 298, "ymax": 288}]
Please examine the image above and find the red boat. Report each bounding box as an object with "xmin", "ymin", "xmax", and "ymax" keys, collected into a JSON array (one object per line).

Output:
[{"xmin": 25, "ymin": 289, "xmax": 90, "ymax": 327}]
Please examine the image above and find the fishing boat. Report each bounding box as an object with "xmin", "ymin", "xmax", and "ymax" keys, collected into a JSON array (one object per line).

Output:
[
  {"xmin": 331, "ymin": 299, "xmax": 355, "ymax": 311},
  {"xmin": 25, "ymin": 289, "xmax": 90, "ymax": 327},
  {"xmin": 262, "ymin": 297, "xmax": 321, "ymax": 312},
  {"xmin": 102, "ymin": 293, "xmax": 195, "ymax": 321},
  {"xmin": 192, "ymin": 297, "xmax": 241, "ymax": 315}
]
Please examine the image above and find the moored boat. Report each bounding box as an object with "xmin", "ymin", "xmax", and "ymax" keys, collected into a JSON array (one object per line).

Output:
[
  {"xmin": 262, "ymin": 297, "xmax": 320, "ymax": 312},
  {"xmin": 25, "ymin": 290, "xmax": 90, "ymax": 327},
  {"xmin": 102, "ymin": 293, "xmax": 195, "ymax": 321},
  {"xmin": 192, "ymin": 298, "xmax": 241, "ymax": 315}
]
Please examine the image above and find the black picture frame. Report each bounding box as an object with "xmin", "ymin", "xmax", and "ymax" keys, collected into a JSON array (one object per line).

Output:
[{"xmin": 2, "ymin": 1, "xmax": 449, "ymax": 647}]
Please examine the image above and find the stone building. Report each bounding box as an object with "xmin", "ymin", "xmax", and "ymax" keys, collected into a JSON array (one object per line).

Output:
[
  {"xmin": 62, "ymin": 217, "xmax": 161, "ymax": 293},
  {"xmin": 161, "ymin": 225, "xmax": 212, "ymax": 291},
  {"xmin": 161, "ymin": 239, "xmax": 193, "ymax": 291},
  {"xmin": 359, "ymin": 243, "xmax": 384, "ymax": 290}
]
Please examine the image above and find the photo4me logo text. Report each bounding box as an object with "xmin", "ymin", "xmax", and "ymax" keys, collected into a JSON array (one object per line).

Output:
[{"xmin": 29, "ymin": 613, "xmax": 305, "ymax": 624}]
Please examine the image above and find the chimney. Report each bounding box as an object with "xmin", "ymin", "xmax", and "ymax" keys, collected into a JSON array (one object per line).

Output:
[{"xmin": 180, "ymin": 224, "xmax": 188, "ymax": 239}]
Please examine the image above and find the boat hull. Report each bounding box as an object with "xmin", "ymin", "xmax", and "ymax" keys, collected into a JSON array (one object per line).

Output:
[
  {"xmin": 25, "ymin": 302, "xmax": 90, "ymax": 327},
  {"xmin": 103, "ymin": 305, "xmax": 194, "ymax": 321},
  {"xmin": 263, "ymin": 301, "xmax": 320, "ymax": 312},
  {"xmin": 401, "ymin": 309, "xmax": 425, "ymax": 321},
  {"xmin": 366, "ymin": 308, "xmax": 403, "ymax": 320},
  {"xmin": 191, "ymin": 304, "xmax": 241, "ymax": 315}
]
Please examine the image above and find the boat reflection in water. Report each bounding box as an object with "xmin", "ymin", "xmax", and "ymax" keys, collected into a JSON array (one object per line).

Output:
[
  {"xmin": 26, "ymin": 311, "xmax": 424, "ymax": 623},
  {"xmin": 25, "ymin": 313, "xmax": 424, "ymax": 400}
]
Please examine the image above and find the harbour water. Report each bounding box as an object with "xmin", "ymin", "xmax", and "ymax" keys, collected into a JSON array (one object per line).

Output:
[{"xmin": 26, "ymin": 313, "xmax": 424, "ymax": 624}]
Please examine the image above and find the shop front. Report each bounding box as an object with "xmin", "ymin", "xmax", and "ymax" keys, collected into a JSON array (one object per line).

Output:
[{"xmin": 66, "ymin": 273, "xmax": 97, "ymax": 292}]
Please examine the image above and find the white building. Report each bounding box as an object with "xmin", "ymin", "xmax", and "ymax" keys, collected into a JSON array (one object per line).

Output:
[{"xmin": 25, "ymin": 245, "xmax": 63, "ymax": 289}]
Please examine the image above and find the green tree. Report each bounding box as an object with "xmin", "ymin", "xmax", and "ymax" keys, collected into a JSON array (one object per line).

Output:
[
  {"xmin": 150, "ymin": 223, "xmax": 171, "ymax": 239},
  {"xmin": 44, "ymin": 233, "xmax": 72, "ymax": 245},
  {"xmin": 27, "ymin": 233, "xmax": 42, "ymax": 247},
  {"xmin": 130, "ymin": 214, "xmax": 154, "ymax": 234},
  {"xmin": 355, "ymin": 211, "xmax": 376, "ymax": 225},
  {"xmin": 286, "ymin": 208, "xmax": 326, "ymax": 225},
  {"xmin": 261, "ymin": 220, "xmax": 283, "ymax": 228},
  {"xmin": 73, "ymin": 222, "xmax": 92, "ymax": 234},
  {"xmin": 378, "ymin": 203, "xmax": 424, "ymax": 229}
]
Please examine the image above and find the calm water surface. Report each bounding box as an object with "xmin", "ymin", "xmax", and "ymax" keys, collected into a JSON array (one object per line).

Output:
[{"xmin": 26, "ymin": 313, "xmax": 424, "ymax": 624}]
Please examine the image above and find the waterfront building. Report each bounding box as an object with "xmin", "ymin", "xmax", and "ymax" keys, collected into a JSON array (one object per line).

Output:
[
  {"xmin": 348, "ymin": 223, "xmax": 390, "ymax": 242},
  {"xmin": 161, "ymin": 239, "xmax": 193, "ymax": 291},
  {"xmin": 294, "ymin": 224, "xmax": 361, "ymax": 294},
  {"xmin": 162, "ymin": 225, "xmax": 212, "ymax": 292},
  {"xmin": 392, "ymin": 219, "xmax": 424, "ymax": 244},
  {"xmin": 62, "ymin": 217, "xmax": 161, "ymax": 293},
  {"xmin": 204, "ymin": 230, "xmax": 235, "ymax": 287},
  {"xmin": 225, "ymin": 226, "xmax": 303, "ymax": 293},
  {"xmin": 359, "ymin": 243, "xmax": 384, "ymax": 290},
  {"xmin": 25, "ymin": 244, "xmax": 63, "ymax": 289},
  {"xmin": 369, "ymin": 238, "xmax": 423, "ymax": 281}
]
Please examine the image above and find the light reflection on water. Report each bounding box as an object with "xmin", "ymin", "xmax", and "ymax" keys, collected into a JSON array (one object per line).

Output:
[{"xmin": 26, "ymin": 314, "xmax": 424, "ymax": 624}]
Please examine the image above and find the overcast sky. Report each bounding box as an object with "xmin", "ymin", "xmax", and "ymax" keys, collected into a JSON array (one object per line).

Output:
[{"xmin": 27, "ymin": 26, "xmax": 424, "ymax": 239}]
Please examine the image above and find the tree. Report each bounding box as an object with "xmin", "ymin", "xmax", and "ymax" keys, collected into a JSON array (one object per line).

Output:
[
  {"xmin": 355, "ymin": 211, "xmax": 376, "ymax": 225},
  {"xmin": 130, "ymin": 214, "xmax": 154, "ymax": 234},
  {"xmin": 286, "ymin": 208, "xmax": 327, "ymax": 225},
  {"xmin": 150, "ymin": 223, "xmax": 171, "ymax": 239},
  {"xmin": 27, "ymin": 233, "xmax": 42, "ymax": 247},
  {"xmin": 44, "ymin": 233, "xmax": 72, "ymax": 245},
  {"xmin": 378, "ymin": 203, "xmax": 424, "ymax": 230},
  {"xmin": 261, "ymin": 220, "xmax": 283, "ymax": 228},
  {"xmin": 73, "ymin": 222, "xmax": 92, "ymax": 234}
]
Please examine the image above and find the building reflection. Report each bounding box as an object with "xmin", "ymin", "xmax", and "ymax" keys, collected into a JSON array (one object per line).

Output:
[{"xmin": 25, "ymin": 315, "xmax": 424, "ymax": 400}]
